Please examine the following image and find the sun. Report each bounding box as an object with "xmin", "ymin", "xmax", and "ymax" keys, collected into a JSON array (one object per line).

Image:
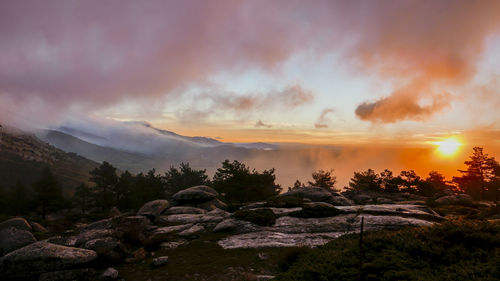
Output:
[{"xmin": 435, "ymin": 137, "xmax": 462, "ymax": 156}]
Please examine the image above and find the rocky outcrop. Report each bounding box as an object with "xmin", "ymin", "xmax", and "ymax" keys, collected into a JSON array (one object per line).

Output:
[
  {"xmin": 137, "ymin": 200, "xmax": 170, "ymax": 218},
  {"xmin": 178, "ymin": 224, "xmax": 204, "ymax": 237},
  {"xmin": 164, "ymin": 206, "xmax": 207, "ymax": 215},
  {"xmin": 0, "ymin": 217, "xmax": 32, "ymax": 232},
  {"xmin": 213, "ymin": 219, "xmax": 260, "ymax": 233},
  {"xmin": 30, "ymin": 221, "xmax": 49, "ymax": 233},
  {"xmin": 0, "ymin": 241, "xmax": 97, "ymax": 279},
  {"xmin": 275, "ymin": 187, "xmax": 353, "ymax": 206},
  {"xmin": 0, "ymin": 226, "xmax": 36, "ymax": 256},
  {"xmin": 434, "ymin": 194, "xmax": 473, "ymax": 205},
  {"xmin": 218, "ymin": 214, "xmax": 434, "ymax": 249},
  {"xmin": 172, "ymin": 186, "xmax": 219, "ymax": 203}
]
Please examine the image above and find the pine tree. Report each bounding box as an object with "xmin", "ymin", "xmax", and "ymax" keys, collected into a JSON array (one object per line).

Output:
[{"xmin": 33, "ymin": 167, "xmax": 63, "ymax": 219}]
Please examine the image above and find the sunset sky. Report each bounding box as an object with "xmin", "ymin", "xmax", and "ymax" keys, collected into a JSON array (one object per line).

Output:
[{"xmin": 1, "ymin": 0, "xmax": 500, "ymax": 183}]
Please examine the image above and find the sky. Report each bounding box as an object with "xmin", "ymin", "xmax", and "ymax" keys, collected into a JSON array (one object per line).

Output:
[{"xmin": 1, "ymin": 0, "xmax": 500, "ymax": 183}]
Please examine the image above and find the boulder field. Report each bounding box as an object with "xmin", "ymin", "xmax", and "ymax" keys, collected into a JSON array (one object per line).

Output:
[{"xmin": 2, "ymin": 185, "xmax": 476, "ymax": 280}]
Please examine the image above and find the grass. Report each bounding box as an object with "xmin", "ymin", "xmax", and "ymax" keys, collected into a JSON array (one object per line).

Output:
[{"xmin": 115, "ymin": 232, "xmax": 305, "ymax": 281}]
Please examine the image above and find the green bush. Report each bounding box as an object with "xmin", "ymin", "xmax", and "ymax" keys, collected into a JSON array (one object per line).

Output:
[
  {"xmin": 276, "ymin": 220, "xmax": 500, "ymax": 281},
  {"xmin": 233, "ymin": 208, "xmax": 276, "ymax": 226},
  {"xmin": 289, "ymin": 204, "xmax": 343, "ymax": 218}
]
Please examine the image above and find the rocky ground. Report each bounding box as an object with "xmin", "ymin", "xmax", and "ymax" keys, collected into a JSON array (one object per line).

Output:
[{"xmin": 1, "ymin": 185, "xmax": 493, "ymax": 281}]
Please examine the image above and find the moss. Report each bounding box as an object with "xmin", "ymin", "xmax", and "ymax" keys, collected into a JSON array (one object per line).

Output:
[{"xmin": 233, "ymin": 208, "xmax": 276, "ymax": 226}]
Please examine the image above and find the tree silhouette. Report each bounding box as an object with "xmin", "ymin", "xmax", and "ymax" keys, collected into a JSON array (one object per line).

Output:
[
  {"xmin": 8, "ymin": 181, "xmax": 32, "ymax": 215},
  {"xmin": 453, "ymin": 147, "xmax": 499, "ymax": 200},
  {"xmin": 213, "ymin": 160, "xmax": 281, "ymax": 203},
  {"xmin": 308, "ymin": 169, "xmax": 338, "ymax": 191},
  {"xmin": 164, "ymin": 163, "xmax": 210, "ymax": 197},
  {"xmin": 349, "ymin": 169, "xmax": 381, "ymax": 191},
  {"xmin": 72, "ymin": 183, "xmax": 93, "ymax": 214},
  {"xmin": 33, "ymin": 167, "xmax": 63, "ymax": 219},
  {"xmin": 90, "ymin": 161, "xmax": 118, "ymax": 211}
]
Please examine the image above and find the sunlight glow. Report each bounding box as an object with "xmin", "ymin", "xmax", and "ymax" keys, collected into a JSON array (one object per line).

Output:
[{"xmin": 435, "ymin": 137, "xmax": 462, "ymax": 156}]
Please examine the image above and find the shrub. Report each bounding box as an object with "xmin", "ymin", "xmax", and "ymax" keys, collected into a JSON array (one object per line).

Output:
[
  {"xmin": 275, "ymin": 220, "xmax": 500, "ymax": 281},
  {"xmin": 233, "ymin": 208, "xmax": 276, "ymax": 226}
]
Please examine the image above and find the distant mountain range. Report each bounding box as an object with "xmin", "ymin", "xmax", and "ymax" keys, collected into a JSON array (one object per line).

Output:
[{"xmin": 35, "ymin": 121, "xmax": 279, "ymax": 175}]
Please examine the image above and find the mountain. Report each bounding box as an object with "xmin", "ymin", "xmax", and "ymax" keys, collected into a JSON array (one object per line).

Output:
[{"xmin": 0, "ymin": 126, "xmax": 98, "ymax": 194}]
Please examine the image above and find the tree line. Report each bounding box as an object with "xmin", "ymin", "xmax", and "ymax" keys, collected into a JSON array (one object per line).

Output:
[{"xmin": 1, "ymin": 146, "xmax": 499, "ymax": 219}]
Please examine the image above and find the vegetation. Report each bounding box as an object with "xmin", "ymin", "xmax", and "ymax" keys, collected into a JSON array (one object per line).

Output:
[
  {"xmin": 233, "ymin": 208, "xmax": 277, "ymax": 226},
  {"xmin": 453, "ymin": 147, "xmax": 500, "ymax": 200},
  {"xmin": 32, "ymin": 167, "xmax": 64, "ymax": 219},
  {"xmin": 164, "ymin": 162, "xmax": 211, "ymax": 197},
  {"xmin": 212, "ymin": 160, "xmax": 281, "ymax": 204},
  {"xmin": 276, "ymin": 220, "xmax": 500, "ymax": 281}
]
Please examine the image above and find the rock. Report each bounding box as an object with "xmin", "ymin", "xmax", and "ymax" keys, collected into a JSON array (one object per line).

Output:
[
  {"xmin": 160, "ymin": 240, "xmax": 187, "ymax": 250},
  {"xmin": 276, "ymin": 187, "xmax": 352, "ymax": 206},
  {"xmin": 82, "ymin": 237, "xmax": 122, "ymax": 261},
  {"xmin": 241, "ymin": 202, "xmax": 268, "ymax": 209},
  {"xmin": 39, "ymin": 268, "xmax": 97, "ymax": 281},
  {"xmin": 109, "ymin": 207, "xmax": 121, "ymax": 218},
  {"xmin": 213, "ymin": 219, "xmax": 260, "ymax": 233},
  {"xmin": 442, "ymin": 189, "xmax": 455, "ymax": 196},
  {"xmin": 137, "ymin": 200, "xmax": 170, "ymax": 218},
  {"xmin": 218, "ymin": 231, "xmax": 344, "ymax": 249},
  {"xmin": 164, "ymin": 206, "xmax": 207, "ymax": 215},
  {"xmin": 144, "ymin": 224, "xmax": 193, "ymax": 246},
  {"xmin": 151, "ymin": 256, "xmax": 169, "ymax": 267},
  {"xmin": 46, "ymin": 236, "xmax": 78, "ymax": 247},
  {"xmin": 125, "ymin": 248, "xmax": 146, "ymax": 263},
  {"xmin": 30, "ymin": 221, "xmax": 49, "ymax": 233},
  {"xmin": 352, "ymin": 194, "xmax": 374, "ymax": 204},
  {"xmin": 376, "ymin": 197, "xmax": 393, "ymax": 204},
  {"xmin": 75, "ymin": 229, "xmax": 115, "ymax": 246},
  {"xmin": 218, "ymin": 214, "xmax": 435, "ymax": 249},
  {"xmin": 0, "ymin": 217, "xmax": 32, "ymax": 232},
  {"xmin": 195, "ymin": 198, "xmax": 227, "ymax": 210},
  {"xmin": 0, "ymin": 241, "xmax": 97, "ymax": 279},
  {"xmin": 113, "ymin": 216, "xmax": 151, "ymax": 243},
  {"xmin": 435, "ymin": 194, "xmax": 473, "ymax": 205},
  {"xmin": 178, "ymin": 224, "xmax": 204, "ymax": 237},
  {"xmin": 0, "ymin": 227, "xmax": 36, "ymax": 255},
  {"xmin": 100, "ymin": 267, "xmax": 119, "ymax": 280},
  {"xmin": 157, "ymin": 214, "xmax": 205, "ymax": 224},
  {"xmin": 329, "ymin": 194, "xmax": 355, "ymax": 206},
  {"xmin": 172, "ymin": 185, "xmax": 218, "ymax": 203},
  {"xmin": 82, "ymin": 218, "xmax": 114, "ymax": 231},
  {"xmin": 206, "ymin": 208, "xmax": 231, "ymax": 218}
]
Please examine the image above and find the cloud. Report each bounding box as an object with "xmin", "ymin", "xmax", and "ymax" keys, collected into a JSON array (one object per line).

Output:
[
  {"xmin": 355, "ymin": 83, "xmax": 451, "ymax": 123},
  {"xmin": 176, "ymin": 84, "xmax": 314, "ymax": 123},
  {"xmin": 350, "ymin": 1, "xmax": 500, "ymax": 123},
  {"xmin": 1, "ymin": 0, "xmax": 500, "ymax": 127},
  {"xmin": 255, "ymin": 120, "xmax": 272, "ymax": 128},
  {"xmin": 314, "ymin": 108, "xmax": 335, "ymax": 128}
]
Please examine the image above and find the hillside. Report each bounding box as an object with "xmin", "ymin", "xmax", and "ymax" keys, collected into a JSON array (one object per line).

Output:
[{"xmin": 0, "ymin": 127, "xmax": 98, "ymax": 194}]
